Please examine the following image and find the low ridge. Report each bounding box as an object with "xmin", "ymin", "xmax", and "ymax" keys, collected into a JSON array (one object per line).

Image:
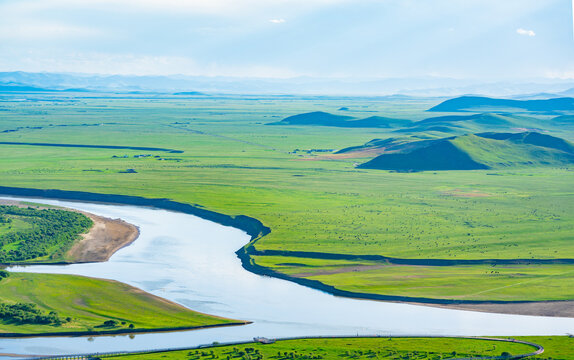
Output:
[
  {"xmin": 356, "ymin": 132, "xmax": 574, "ymax": 171},
  {"xmin": 395, "ymin": 112, "xmax": 551, "ymax": 135},
  {"xmin": 268, "ymin": 111, "xmax": 411, "ymax": 128},
  {"xmin": 358, "ymin": 140, "xmax": 488, "ymax": 171}
]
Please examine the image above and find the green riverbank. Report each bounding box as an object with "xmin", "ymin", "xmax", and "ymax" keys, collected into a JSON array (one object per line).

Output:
[{"xmin": 0, "ymin": 272, "xmax": 243, "ymax": 336}]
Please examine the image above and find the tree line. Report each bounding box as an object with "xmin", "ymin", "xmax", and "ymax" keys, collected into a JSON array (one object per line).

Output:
[{"xmin": 0, "ymin": 302, "xmax": 64, "ymax": 325}]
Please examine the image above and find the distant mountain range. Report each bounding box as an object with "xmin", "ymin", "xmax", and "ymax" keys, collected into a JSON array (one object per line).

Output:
[
  {"xmin": 356, "ymin": 132, "xmax": 574, "ymax": 171},
  {"xmin": 0, "ymin": 84, "xmax": 57, "ymax": 92},
  {"xmin": 1, "ymin": 71, "xmax": 573, "ymax": 97}
]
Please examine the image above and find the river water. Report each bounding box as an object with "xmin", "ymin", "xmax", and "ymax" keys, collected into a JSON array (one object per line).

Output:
[{"xmin": 1, "ymin": 197, "xmax": 573, "ymax": 357}]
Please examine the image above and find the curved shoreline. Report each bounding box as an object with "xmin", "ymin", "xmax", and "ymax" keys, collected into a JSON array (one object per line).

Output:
[
  {"xmin": 1, "ymin": 185, "xmax": 572, "ymax": 318},
  {"xmin": 0, "ymin": 192, "xmax": 252, "ymax": 339},
  {"xmin": 0, "ymin": 186, "xmax": 270, "ymax": 241}
]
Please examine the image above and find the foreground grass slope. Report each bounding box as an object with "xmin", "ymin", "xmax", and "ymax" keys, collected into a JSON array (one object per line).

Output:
[
  {"xmin": 0, "ymin": 272, "xmax": 239, "ymax": 335},
  {"xmin": 101, "ymin": 337, "xmax": 540, "ymax": 360},
  {"xmin": 0, "ymin": 93, "xmax": 573, "ymax": 304}
]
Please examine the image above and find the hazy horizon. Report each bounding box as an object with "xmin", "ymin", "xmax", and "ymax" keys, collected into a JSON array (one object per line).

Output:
[{"xmin": 1, "ymin": 0, "xmax": 573, "ymax": 82}]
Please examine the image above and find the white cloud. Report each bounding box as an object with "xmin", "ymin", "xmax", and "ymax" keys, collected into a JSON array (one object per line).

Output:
[
  {"xmin": 269, "ymin": 19, "xmax": 286, "ymax": 24},
  {"xmin": 516, "ymin": 28, "xmax": 536, "ymax": 36}
]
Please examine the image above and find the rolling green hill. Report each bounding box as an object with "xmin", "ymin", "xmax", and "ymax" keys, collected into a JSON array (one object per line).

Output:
[
  {"xmin": 416, "ymin": 113, "xmax": 514, "ymax": 128},
  {"xmin": 552, "ymin": 114, "xmax": 574, "ymax": 125},
  {"xmin": 357, "ymin": 138, "xmax": 489, "ymax": 171},
  {"xmin": 477, "ymin": 131, "xmax": 574, "ymax": 153},
  {"xmin": 358, "ymin": 132, "xmax": 574, "ymax": 171},
  {"xmin": 428, "ymin": 96, "xmax": 574, "ymax": 113},
  {"xmin": 271, "ymin": 109, "xmax": 558, "ymax": 136},
  {"xmin": 395, "ymin": 113, "xmax": 546, "ymax": 135},
  {"xmin": 269, "ymin": 111, "xmax": 411, "ymax": 128},
  {"xmin": 336, "ymin": 137, "xmax": 434, "ymax": 156}
]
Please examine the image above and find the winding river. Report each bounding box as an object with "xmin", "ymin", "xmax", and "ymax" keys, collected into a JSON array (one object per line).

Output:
[{"xmin": 1, "ymin": 197, "xmax": 573, "ymax": 358}]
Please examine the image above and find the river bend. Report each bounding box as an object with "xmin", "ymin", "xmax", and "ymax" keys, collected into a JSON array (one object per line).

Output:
[{"xmin": 1, "ymin": 197, "xmax": 573, "ymax": 357}]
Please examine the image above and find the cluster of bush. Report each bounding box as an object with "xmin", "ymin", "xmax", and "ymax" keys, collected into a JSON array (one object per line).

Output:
[
  {"xmin": 0, "ymin": 206, "xmax": 93, "ymax": 262},
  {"xmin": 97, "ymin": 319, "xmax": 134, "ymax": 329},
  {"xmin": 0, "ymin": 269, "xmax": 9, "ymax": 280},
  {"xmin": 0, "ymin": 214, "xmax": 12, "ymax": 224},
  {"xmin": 0, "ymin": 302, "xmax": 64, "ymax": 325}
]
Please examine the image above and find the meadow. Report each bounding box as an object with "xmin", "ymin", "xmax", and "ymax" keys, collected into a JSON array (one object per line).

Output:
[
  {"xmin": 100, "ymin": 336, "xmax": 544, "ymax": 360},
  {"xmin": 0, "ymin": 92, "xmax": 572, "ymax": 305},
  {"xmin": 254, "ymin": 256, "xmax": 574, "ymax": 301}
]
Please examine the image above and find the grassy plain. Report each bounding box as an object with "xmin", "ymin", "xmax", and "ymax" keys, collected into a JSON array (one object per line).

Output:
[
  {"xmin": 0, "ymin": 93, "xmax": 573, "ymax": 303},
  {"xmin": 101, "ymin": 337, "xmax": 539, "ymax": 360},
  {"xmin": 0, "ymin": 272, "xmax": 237, "ymax": 335},
  {"xmin": 254, "ymin": 256, "xmax": 574, "ymax": 301},
  {"xmin": 522, "ymin": 336, "xmax": 574, "ymax": 359}
]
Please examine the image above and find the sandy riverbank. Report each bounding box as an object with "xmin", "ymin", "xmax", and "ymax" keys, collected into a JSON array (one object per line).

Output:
[
  {"xmin": 67, "ymin": 212, "xmax": 139, "ymax": 262},
  {"xmin": 426, "ymin": 301, "xmax": 574, "ymax": 318}
]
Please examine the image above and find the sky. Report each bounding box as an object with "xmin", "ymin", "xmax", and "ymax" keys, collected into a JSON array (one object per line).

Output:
[{"xmin": 0, "ymin": 0, "xmax": 573, "ymax": 81}]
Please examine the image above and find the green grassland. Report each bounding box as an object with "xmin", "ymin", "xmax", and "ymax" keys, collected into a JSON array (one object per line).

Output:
[
  {"xmin": 0, "ymin": 272, "xmax": 238, "ymax": 335},
  {"xmin": 101, "ymin": 337, "xmax": 540, "ymax": 360},
  {"xmin": 522, "ymin": 336, "xmax": 574, "ymax": 359},
  {"xmin": 254, "ymin": 256, "xmax": 574, "ymax": 301},
  {"xmin": 0, "ymin": 93, "xmax": 573, "ymax": 303}
]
